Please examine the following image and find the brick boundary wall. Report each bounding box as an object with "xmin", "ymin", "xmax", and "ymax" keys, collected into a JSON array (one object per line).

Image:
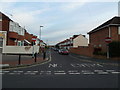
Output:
[
  {"xmin": 70, "ymin": 46, "xmax": 120, "ymax": 60},
  {"xmin": 69, "ymin": 46, "xmax": 94, "ymax": 57}
]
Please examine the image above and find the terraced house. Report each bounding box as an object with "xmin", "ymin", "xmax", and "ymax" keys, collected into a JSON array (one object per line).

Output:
[
  {"xmin": 57, "ymin": 34, "xmax": 88, "ymax": 49},
  {"xmin": 0, "ymin": 12, "xmax": 37, "ymax": 46}
]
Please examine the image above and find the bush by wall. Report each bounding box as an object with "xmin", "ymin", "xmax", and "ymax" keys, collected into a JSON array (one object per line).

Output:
[
  {"xmin": 109, "ymin": 41, "xmax": 120, "ymax": 57},
  {"xmin": 93, "ymin": 47, "xmax": 106, "ymax": 56}
]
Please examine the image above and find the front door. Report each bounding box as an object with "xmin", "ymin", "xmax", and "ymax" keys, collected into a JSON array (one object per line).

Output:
[
  {"xmin": 0, "ymin": 37, "xmax": 3, "ymax": 63},
  {"xmin": 0, "ymin": 37, "xmax": 3, "ymax": 48}
]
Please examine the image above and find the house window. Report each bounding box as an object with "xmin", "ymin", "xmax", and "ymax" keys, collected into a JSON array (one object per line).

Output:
[
  {"xmin": 118, "ymin": 27, "xmax": 120, "ymax": 34},
  {"xmin": 17, "ymin": 41, "xmax": 24, "ymax": 46},
  {"xmin": 94, "ymin": 45, "xmax": 96, "ymax": 47},
  {"xmin": 9, "ymin": 25, "xmax": 13, "ymax": 31},
  {"xmin": 0, "ymin": 37, "xmax": 3, "ymax": 47},
  {"xmin": 17, "ymin": 41, "xmax": 21, "ymax": 46},
  {"xmin": 99, "ymin": 44, "xmax": 102, "ymax": 47},
  {"xmin": 0, "ymin": 16, "xmax": 2, "ymax": 21}
]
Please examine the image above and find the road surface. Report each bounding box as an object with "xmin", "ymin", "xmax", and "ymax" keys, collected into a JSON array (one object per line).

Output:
[{"xmin": 2, "ymin": 49, "xmax": 120, "ymax": 88}]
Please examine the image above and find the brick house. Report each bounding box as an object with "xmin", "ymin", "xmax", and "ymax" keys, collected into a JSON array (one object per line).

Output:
[
  {"xmin": 56, "ymin": 35, "xmax": 78, "ymax": 49},
  {"xmin": 88, "ymin": 16, "xmax": 120, "ymax": 53},
  {"xmin": 57, "ymin": 34, "xmax": 88, "ymax": 49},
  {"xmin": 0, "ymin": 12, "xmax": 38, "ymax": 46}
]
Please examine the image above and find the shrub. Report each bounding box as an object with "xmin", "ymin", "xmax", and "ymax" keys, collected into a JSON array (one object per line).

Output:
[{"xmin": 109, "ymin": 41, "xmax": 120, "ymax": 57}]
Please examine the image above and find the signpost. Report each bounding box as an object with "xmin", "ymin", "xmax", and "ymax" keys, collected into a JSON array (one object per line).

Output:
[
  {"xmin": 105, "ymin": 37, "xmax": 112, "ymax": 43},
  {"xmin": 32, "ymin": 36, "xmax": 37, "ymax": 42},
  {"xmin": 32, "ymin": 36, "xmax": 37, "ymax": 59},
  {"xmin": 105, "ymin": 37, "xmax": 112, "ymax": 59}
]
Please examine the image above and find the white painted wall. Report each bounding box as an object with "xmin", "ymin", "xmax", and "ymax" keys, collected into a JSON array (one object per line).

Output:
[
  {"xmin": 3, "ymin": 45, "xmax": 39, "ymax": 54},
  {"xmin": 0, "ymin": 31, "xmax": 39, "ymax": 54},
  {"xmin": 73, "ymin": 34, "xmax": 88, "ymax": 47}
]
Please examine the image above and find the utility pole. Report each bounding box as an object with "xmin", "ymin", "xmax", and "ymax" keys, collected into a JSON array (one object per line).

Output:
[{"xmin": 39, "ymin": 26, "xmax": 43, "ymax": 53}]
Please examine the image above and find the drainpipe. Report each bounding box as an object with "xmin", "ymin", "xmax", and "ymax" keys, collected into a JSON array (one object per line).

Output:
[
  {"xmin": 108, "ymin": 26, "xmax": 111, "ymax": 37},
  {"xmin": 107, "ymin": 26, "xmax": 111, "ymax": 59}
]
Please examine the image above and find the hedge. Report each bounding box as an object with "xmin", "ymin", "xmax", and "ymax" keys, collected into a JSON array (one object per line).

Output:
[{"xmin": 109, "ymin": 41, "xmax": 120, "ymax": 57}]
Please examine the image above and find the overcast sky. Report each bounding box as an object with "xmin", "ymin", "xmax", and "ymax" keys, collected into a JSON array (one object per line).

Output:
[{"xmin": 0, "ymin": 0, "xmax": 119, "ymax": 45}]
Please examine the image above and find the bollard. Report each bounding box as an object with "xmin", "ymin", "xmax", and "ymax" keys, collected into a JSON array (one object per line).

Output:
[
  {"xmin": 35, "ymin": 53, "xmax": 37, "ymax": 62},
  {"xmin": 18, "ymin": 54, "xmax": 21, "ymax": 65},
  {"xmin": 43, "ymin": 52, "xmax": 46, "ymax": 60}
]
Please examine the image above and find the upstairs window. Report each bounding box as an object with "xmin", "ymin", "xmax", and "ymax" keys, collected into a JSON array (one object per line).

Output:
[
  {"xmin": 118, "ymin": 27, "xmax": 120, "ymax": 35},
  {"xmin": 0, "ymin": 15, "xmax": 2, "ymax": 21}
]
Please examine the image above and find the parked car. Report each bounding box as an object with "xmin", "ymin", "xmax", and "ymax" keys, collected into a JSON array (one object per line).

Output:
[
  {"xmin": 53, "ymin": 48, "xmax": 59, "ymax": 51},
  {"xmin": 58, "ymin": 49, "xmax": 69, "ymax": 55}
]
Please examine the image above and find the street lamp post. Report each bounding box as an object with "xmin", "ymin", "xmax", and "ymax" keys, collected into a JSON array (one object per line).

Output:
[{"xmin": 39, "ymin": 26, "xmax": 43, "ymax": 53}]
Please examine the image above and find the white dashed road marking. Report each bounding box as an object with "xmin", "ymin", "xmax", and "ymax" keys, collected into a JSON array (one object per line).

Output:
[
  {"xmin": 2, "ymin": 70, "xmax": 120, "ymax": 75},
  {"xmin": 69, "ymin": 73, "xmax": 80, "ymax": 75},
  {"xmin": 0, "ymin": 73, "xmax": 4, "ymax": 75},
  {"xmin": 54, "ymin": 73, "xmax": 66, "ymax": 75},
  {"xmin": 2, "ymin": 71, "xmax": 9, "ymax": 73},
  {"xmin": 97, "ymin": 72, "xmax": 109, "ymax": 74},
  {"xmin": 111, "ymin": 72, "xmax": 120, "ymax": 74}
]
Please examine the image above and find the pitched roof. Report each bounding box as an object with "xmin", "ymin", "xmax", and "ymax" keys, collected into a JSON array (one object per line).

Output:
[{"xmin": 88, "ymin": 16, "xmax": 120, "ymax": 34}]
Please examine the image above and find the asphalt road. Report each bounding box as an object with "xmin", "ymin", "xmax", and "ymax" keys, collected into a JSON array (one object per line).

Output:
[{"xmin": 1, "ymin": 49, "xmax": 120, "ymax": 88}]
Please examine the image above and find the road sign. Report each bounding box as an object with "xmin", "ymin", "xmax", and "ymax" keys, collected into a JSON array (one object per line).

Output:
[
  {"xmin": 105, "ymin": 37, "xmax": 112, "ymax": 43},
  {"xmin": 32, "ymin": 36, "xmax": 37, "ymax": 42},
  {"xmin": 0, "ymin": 33, "xmax": 5, "ymax": 38}
]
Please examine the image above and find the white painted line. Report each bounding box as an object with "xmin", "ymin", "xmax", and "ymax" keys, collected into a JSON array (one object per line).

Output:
[
  {"xmin": 68, "ymin": 70, "xmax": 78, "ymax": 72},
  {"xmin": 54, "ymin": 73, "xmax": 66, "ymax": 75},
  {"xmin": 17, "ymin": 71, "xmax": 23, "ymax": 73},
  {"xmin": 24, "ymin": 73, "xmax": 36, "ymax": 75},
  {"xmin": 3, "ymin": 71, "xmax": 9, "ymax": 73},
  {"xmin": 27, "ymin": 71, "xmax": 32, "ymax": 72},
  {"xmin": 96, "ymin": 64, "xmax": 104, "ymax": 67},
  {"xmin": 33, "ymin": 71, "xmax": 38, "ymax": 73},
  {"xmin": 82, "ymin": 70, "xmax": 92, "ymax": 72},
  {"xmin": 9, "ymin": 73, "xmax": 15, "ymax": 75},
  {"xmin": 13, "ymin": 71, "xmax": 23, "ymax": 73},
  {"xmin": 46, "ymin": 71, "xmax": 51, "ymax": 72},
  {"xmin": 13, "ymin": 71, "xmax": 18, "ymax": 73},
  {"xmin": 40, "ymin": 73, "xmax": 42, "ymax": 75},
  {"xmin": 97, "ymin": 72, "xmax": 109, "ymax": 74},
  {"xmin": 94, "ymin": 70, "xmax": 104, "ymax": 72},
  {"xmin": 111, "ymin": 72, "xmax": 120, "ymax": 74},
  {"xmin": 106, "ymin": 70, "xmax": 116, "ymax": 72},
  {"xmin": 0, "ymin": 73, "xmax": 4, "ymax": 74},
  {"xmin": 40, "ymin": 71, "xmax": 45, "ymax": 72},
  {"xmin": 82, "ymin": 72, "xmax": 95, "ymax": 74},
  {"xmin": 69, "ymin": 73, "xmax": 80, "ymax": 75}
]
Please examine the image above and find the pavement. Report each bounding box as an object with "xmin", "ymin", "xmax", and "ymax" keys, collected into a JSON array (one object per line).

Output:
[
  {"xmin": 0, "ymin": 50, "xmax": 50, "ymax": 69},
  {"xmin": 1, "ymin": 49, "xmax": 120, "ymax": 88}
]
